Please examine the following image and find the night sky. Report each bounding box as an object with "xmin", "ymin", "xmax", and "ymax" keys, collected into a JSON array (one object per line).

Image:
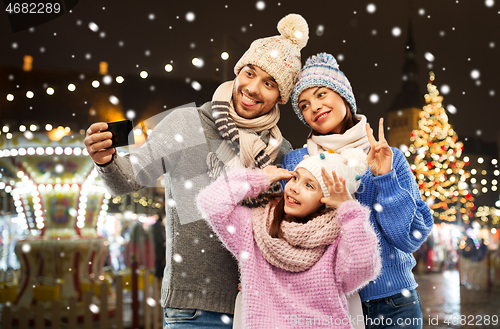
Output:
[{"xmin": 1, "ymin": 0, "xmax": 499, "ymax": 146}]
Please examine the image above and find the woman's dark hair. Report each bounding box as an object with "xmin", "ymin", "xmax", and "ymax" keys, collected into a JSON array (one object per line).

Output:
[
  {"xmin": 312, "ymin": 98, "xmax": 360, "ymax": 136},
  {"xmin": 267, "ymin": 193, "xmax": 330, "ymax": 239}
]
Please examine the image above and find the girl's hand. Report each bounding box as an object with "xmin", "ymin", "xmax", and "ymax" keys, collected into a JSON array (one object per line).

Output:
[
  {"xmin": 365, "ymin": 118, "xmax": 393, "ymax": 176},
  {"xmin": 263, "ymin": 166, "xmax": 293, "ymax": 184},
  {"xmin": 320, "ymin": 168, "xmax": 352, "ymax": 208}
]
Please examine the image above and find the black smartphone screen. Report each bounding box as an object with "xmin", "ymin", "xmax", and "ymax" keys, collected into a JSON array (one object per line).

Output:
[{"xmin": 103, "ymin": 120, "xmax": 135, "ymax": 148}]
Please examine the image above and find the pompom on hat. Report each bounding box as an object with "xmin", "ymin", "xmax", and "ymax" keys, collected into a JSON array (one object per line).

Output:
[
  {"xmin": 234, "ymin": 14, "xmax": 309, "ymax": 104},
  {"xmin": 291, "ymin": 53, "xmax": 357, "ymax": 127},
  {"xmin": 294, "ymin": 148, "xmax": 367, "ymax": 198}
]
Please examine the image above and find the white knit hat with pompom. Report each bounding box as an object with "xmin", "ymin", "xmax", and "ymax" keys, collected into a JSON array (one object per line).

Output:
[
  {"xmin": 234, "ymin": 14, "xmax": 309, "ymax": 104},
  {"xmin": 295, "ymin": 148, "xmax": 368, "ymax": 198}
]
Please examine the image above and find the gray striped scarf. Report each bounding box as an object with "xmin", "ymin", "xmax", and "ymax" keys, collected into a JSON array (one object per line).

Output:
[{"xmin": 209, "ymin": 81, "xmax": 283, "ymax": 207}]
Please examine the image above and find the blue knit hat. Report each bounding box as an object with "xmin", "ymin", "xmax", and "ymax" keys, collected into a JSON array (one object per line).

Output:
[{"xmin": 291, "ymin": 53, "xmax": 357, "ymax": 127}]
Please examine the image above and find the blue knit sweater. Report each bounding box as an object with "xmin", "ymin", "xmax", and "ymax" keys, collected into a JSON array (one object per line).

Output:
[{"xmin": 282, "ymin": 147, "xmax": 434, "ymax": 301}]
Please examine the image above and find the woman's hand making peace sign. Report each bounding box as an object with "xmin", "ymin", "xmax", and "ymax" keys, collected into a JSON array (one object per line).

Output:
[{"xmin": 365, "ymin": 118, "xmax": 393, "ymax": 176}]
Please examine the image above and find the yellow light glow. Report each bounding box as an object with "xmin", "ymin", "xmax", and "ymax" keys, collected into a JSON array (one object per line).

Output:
[{"xmin": 48, "ymin": 126, "xmax": 70, "ymax": 141}]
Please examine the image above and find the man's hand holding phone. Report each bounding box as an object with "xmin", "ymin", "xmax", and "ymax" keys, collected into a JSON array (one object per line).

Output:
[{"xmin": 84, "ymin": 120, "xmax": 134, "ymax": 165}]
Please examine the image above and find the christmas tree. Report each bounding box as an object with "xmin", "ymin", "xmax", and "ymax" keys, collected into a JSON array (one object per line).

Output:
[{"xmin": 408, "ymin": 72, "xmax": 475, "ymax": 224}]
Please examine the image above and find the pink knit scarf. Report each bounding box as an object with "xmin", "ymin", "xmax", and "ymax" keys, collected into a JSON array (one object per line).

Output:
[{"xmin": 252, "ymin": 204, "xmax": 341, "ymax": 272}]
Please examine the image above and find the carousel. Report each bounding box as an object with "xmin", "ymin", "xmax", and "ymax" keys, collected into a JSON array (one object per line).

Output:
[{"xmin": 0, "ymin": 127, "xmax": 113, "ymax": 315}]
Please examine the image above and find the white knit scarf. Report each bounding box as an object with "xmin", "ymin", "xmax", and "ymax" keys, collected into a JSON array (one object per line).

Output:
[
  {"xmin": 307, "ymin": 115, "xmax": 371, "ymax": 155},
  {"xmin": 210, "ymin": 81, "xmax": 283, "ymax": 172},
  {"xmin": 252, "ymin": 204, "xmax": 341, "ymax": 272}
]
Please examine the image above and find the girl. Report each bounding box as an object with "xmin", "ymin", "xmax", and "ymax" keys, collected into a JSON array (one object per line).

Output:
[
  {"xmin": 197, "ymin": 150, "xmax": 380, "ymax": 329},
  {"xmin": 283, "ymin": 53, "xmax": 434, "ymax": 329}
]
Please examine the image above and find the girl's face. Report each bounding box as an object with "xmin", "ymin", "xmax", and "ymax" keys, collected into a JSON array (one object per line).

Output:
[
  {"xmin": 284, "ymin": 168, "xmax": 323, "ymax": 219},
  {"xmin": 298, "ymin": 87, "xmax": 348, "ymax": 135}
]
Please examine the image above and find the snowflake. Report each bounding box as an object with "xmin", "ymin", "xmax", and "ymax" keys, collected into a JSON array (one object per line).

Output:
[
  {"xmin": 184, "ymin": 180, "xmax": 193, "ymax": 189},
  {"xmin": 146, "ymin": 298, "xmax": 156, "ymax": 307},
  {"xmin": 240, "ymin": 251, "xmax": 250, "ymax": 260},
  {"xmin": 173, "ymin": 253, "xmax": 183, "ymax": 263},
  {"xmin": 88, "ymin": 22, "xmax": 99, "ymax": 32},
  {"xmin": 185, "ymin": 12, "xmax": 195, "ymax": 22},
  {"xmin": 392, "ymin": 27, "xmax": 402, "ymax": 37},
  {"xmin": 221, "ymin": 315, "xmax": 232, "ymax": 324},
  {"xmin": 174, "ymin": 133, "xmax": 184, "ymax": 143},
  {"xmin": 227, "ymin": 225, "xmax": 236, "ymax": 234},
  {"xmin": 22, "ymin": 243, "xmax": 31, "ymax": 253}
]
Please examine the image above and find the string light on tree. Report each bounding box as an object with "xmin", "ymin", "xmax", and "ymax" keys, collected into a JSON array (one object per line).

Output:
[{"xmin": 408, "ymin": 72, "xmax": 475, "ymax": 224}]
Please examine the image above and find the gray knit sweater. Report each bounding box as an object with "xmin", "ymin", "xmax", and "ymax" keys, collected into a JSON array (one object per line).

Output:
[{"xmin": 95, "ymin": 101, "xmax": 292, "ymax": 314}]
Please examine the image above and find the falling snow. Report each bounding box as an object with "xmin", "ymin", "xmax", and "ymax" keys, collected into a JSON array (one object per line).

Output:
[
  {"xmin": 440, "ymin": 84, "xmax": 450, "ymax": 94},
  {"xmin": 424, "ymin": 52, "xmax": 435, "ymax": 62},
  {"xmin": 173, "ymin": 253, "xmax": 183, "ymax": 263},
  {"xmin": 88, "ymin": 22, "xmax": 99, "ymax": 32},
  {"xmin": 240, "ymin": 251, "xmax": 250, "ymax": 260},
  {"xmin": 174, "ymin": 133, "xmax": 184, "ymax": 143},
  {"xmin": 184, "ymin": 180, "xmax": 193, "ymax": 189},
  {"xmin": 109, "ymin": 95, "xmax": 119, "ymax": 105},
  {"xmin": 366, "ymin": 3, "xmax": 376, "ymax": 13},
  {"xmin": 227, "ymin": 225, "xmax": 236, "ymax": 234},
  {"xmin": 103, "ymin": 75, "xmax": 113, "ymax": 85},
  {"xmin": 316, "ymin": 25, "xmax": 324, "ymax": 36},
  {"xmin": 191, "ymin": 81, "xmax": 202, "ymax": 91},
  {"xmin": 392, "ymin": 27, "xmax": 402, "ymax": 37},
  {"xmin": 126, "ymin": 110, "xmax": 136, "ymax": 119},
  {"xmin": 221, "ymin": 315, "xmax": 231, "ymax": 324},
  {"xmin": 185, "ymin": 12, "xmax": 195, "ymax": 22},
  {"xmin": 470, "ymin": 70, "xmax": 480, "ymax": 79},
  {"xmin": 447, "ymin": 104, "xmax": 457, "ymax": 114},
  {"xmin": 146, "ymin": 297, "xmax": 156, "ymax": 307},
  {"xmin": 89, "ymin": 304, "xmax": 99, "ymax": 313},
  {"xmin": 21, "ymin": 243, "xmax": 31, "ymax": 253}
]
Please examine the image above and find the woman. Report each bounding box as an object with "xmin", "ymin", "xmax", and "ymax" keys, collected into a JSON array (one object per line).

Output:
[{"xmin": 282, "ymin": 53, "xmax": 434, "ymax": 329}]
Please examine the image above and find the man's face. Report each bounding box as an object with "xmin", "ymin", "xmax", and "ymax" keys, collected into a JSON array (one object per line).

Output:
[{"xmin": 232, "ymin": 65, "xmax": 281, "ymax": 119}]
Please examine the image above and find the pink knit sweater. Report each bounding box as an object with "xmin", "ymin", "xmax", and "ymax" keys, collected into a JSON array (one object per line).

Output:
[{"xmin": 197, "ymin": 169, "xmax": 381, "ymax": 329}]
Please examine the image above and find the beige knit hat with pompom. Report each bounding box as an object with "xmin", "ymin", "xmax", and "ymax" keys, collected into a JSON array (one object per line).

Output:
[{"xmin": 234, "ymin": 14, "xmax": 309, "ymax": 104}]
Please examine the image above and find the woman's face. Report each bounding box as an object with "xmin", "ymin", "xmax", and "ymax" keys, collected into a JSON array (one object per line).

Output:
[
  {"xmin": 283, "ymin": 168, "xmax": 323, "ymax": 219},
  {"xmin": 298, "ymin": 87, "xmax": 348, "ymax": 135}
]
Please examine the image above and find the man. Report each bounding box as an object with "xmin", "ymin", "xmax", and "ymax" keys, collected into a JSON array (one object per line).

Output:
[{"xmin": 84, "ymin": 13, "xmax": 308, "ymax": 328}]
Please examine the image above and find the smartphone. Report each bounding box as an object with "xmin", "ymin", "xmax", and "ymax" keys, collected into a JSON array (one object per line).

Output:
[{"xmin": 103, "ymin": 119, "xmax": 135, "ymax": 148}]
